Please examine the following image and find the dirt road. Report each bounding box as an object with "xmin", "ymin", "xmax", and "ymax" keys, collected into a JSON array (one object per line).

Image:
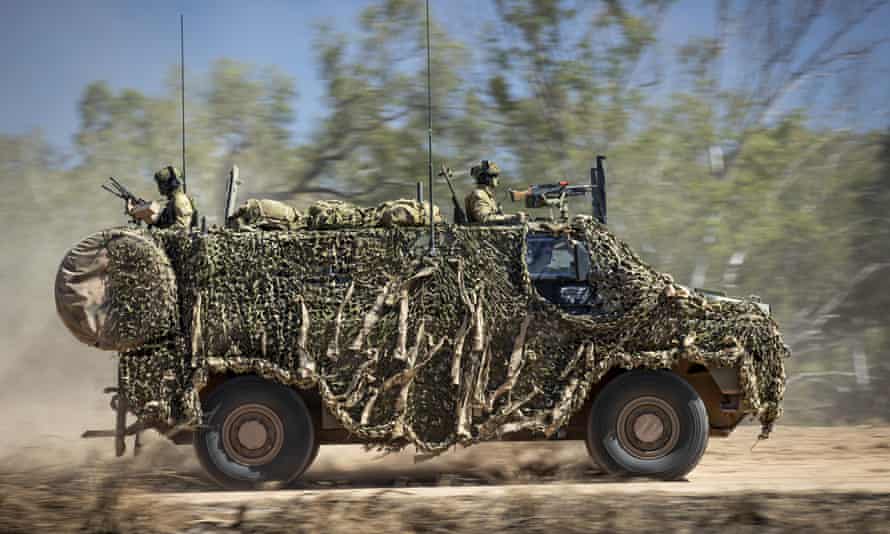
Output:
[{"xmin": 3, "ymin": 426, "xmax": 890, "ymax": 532}]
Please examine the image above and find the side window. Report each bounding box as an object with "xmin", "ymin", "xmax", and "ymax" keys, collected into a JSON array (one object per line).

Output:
[
  {"xmin": 526, "ymin": 235, "xmax": 619, "ymax": 316},
  {"xmin": 527, "ymin": 236, "xmax": 589, "ymax": 281}
]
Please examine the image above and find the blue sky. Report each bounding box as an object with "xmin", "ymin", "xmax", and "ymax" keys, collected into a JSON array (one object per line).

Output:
[
  {"xmin": 1, "ymin": 0, "xmax": 382, "ymax": 150},
  {"xmin": 1, "ymin": 0, "xmax": 712, "ymax": 153},
  {"xmin": 2, "ymin": 0, "xmax": 887, "ymax": 156}
]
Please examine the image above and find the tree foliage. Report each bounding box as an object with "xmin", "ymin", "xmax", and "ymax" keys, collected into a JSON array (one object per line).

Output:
[{"xmin": 3, "ymin": 0, "xmax": 889, "ymax": 422}]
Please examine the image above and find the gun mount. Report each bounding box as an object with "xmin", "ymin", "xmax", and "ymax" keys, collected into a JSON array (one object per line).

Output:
[{"xmin": 508, "ymin": 157, "xmax": 608, "ymax": 224}]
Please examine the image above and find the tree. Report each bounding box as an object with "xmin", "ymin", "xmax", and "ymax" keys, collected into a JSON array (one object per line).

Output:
[
  {"xmin": 274, "ymin": 0, "xmax": 477, "ymax": 205},
  {"xmin": 6, "ymin": 0, "xmax": 890, "ymax": 423}
]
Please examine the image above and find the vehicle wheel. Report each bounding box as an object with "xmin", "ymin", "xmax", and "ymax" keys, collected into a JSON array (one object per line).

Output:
[
  {"xmin": 586, "ymin": 369, "xmax": 708, "ymax": 480},
  {"xmin": 194, "ymin": 376, "xmax": 316, "ymax": 490},
  {"xmin": 307, "ymin": 436, "xmax": 321, "ymax": 469}
]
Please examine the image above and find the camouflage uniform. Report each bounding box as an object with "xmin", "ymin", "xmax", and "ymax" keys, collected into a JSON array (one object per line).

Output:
[
  {"xmin": 156, "ymin": 190, "xmax": 195, "ymax": 229},
  {"xmin": 464, "ymin": 160, "xmax": 525, "ymax": 224},
  {"xmin": 129, "ymin": 166, "xmax": 195, "ymax": 229}
]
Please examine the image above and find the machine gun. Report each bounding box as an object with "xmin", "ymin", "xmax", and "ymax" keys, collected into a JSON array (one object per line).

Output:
[
  {"xmin": 438, "ymin": 164, "xmax": 468, "ymax": 224},
  {"xmin": 509, "ymin": 156, "xmax": 608, "ymax": 224},
  {"xmin": 101, "ymin": 177, "xmax": 154, "ymax": 224},
  {"xmin": 509, "ymin": 182, "xmax": 595, "ymax": 222}
]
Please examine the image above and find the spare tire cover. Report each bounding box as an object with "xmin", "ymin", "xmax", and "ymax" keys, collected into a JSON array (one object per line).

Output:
[{"xmin": 55, "ymin": 229, "xmax": 178, "ymax": 351}]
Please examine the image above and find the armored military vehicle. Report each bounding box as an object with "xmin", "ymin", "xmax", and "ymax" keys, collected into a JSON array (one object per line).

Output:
[{"xmin": 55, "ymin": 161, "xmax": 788, "ymax": 490}]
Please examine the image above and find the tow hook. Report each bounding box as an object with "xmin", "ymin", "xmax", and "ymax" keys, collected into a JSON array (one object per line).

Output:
[{"xmin": 81, "ymin": 386, "xmax": 144, "ymax": 457}]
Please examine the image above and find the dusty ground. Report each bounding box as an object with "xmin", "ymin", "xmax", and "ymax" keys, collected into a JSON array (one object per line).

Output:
[{"xmin": 2, "ymin": 425, "xmax": 890, "ymax": 533}]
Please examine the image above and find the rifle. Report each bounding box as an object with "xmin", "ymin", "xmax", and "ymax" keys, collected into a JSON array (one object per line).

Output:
[
  {"xmin": 508, "ymin": 181, "xmax": 595, "ymax": 222},
  {"xmin": 102, "ymin": 177, "xmax": 151, "ymax": 223},
  {"xmin": 438, "ymin": 164, "xmax": 468, "ymax": 224}
]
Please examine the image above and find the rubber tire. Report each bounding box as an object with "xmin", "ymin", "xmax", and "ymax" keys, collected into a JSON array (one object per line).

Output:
[
  {"xmin": 194, "ymin": 376, "xmax": 316, "ymax": 490},
  {"xmin": 586, "ymin": 369, "xmax": 709, "ymax": 480},
  {"xmin": 307, "ymin": 435, "xmax": 321, "ymax": 471}
]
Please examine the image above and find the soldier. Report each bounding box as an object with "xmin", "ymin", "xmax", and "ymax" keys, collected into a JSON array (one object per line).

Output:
[
  {"xmin": 464, "ymin": 160, "xmax": 526, "ymax": 224},
  {"xmin": 128, "ymin": 166, "xmax": 195, "ymax": 229}
]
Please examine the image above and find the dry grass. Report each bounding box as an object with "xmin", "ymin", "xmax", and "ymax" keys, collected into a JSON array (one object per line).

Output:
[
  {"xmin": 3, "ymin": 427, "xmax": 890, "ymax": 533},
  {"xmin": 2, "ymin": 465, "xmax": 889, "ymax": 533}
]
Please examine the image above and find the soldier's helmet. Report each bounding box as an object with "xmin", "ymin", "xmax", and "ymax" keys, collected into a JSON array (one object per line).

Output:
[
  {"xmin": 154, "ymin": 166, "xmax": 183, "ymax": 194},
  {"xmin": 470, "ymin": 160, "xmax": 500, "ymax": 186}
]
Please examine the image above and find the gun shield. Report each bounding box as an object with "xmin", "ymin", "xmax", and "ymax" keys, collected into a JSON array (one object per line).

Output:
[{"xmin": 225, "ymin": 165, "xmax": 242, "ymax": 223}]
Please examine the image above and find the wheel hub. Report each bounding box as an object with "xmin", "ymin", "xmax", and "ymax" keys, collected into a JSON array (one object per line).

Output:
[
  {"xmin": 616, "ymin": 396, "xmax": 680, "ymax": 460},
  {"xmin": 221, "ymin": 403, "xmax": 285, "ymax": 466},
  {"xmin": 632, "ymin": 413, "xmax": 665, "ymax": 443},
  {"xmin": 237, "ymin": 420, "xmax": 269, "ymax": 450}
]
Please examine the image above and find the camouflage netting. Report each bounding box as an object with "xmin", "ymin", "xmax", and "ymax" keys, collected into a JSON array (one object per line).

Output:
[{"xmin": 97, "ymin": 217, "xmax": 787, "ymax": 452}]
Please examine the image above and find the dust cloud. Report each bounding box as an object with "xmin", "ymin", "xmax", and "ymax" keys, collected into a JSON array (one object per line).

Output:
[{"xmin": 0, "ymin": 220, "xmax": 116, "ymax": 455}]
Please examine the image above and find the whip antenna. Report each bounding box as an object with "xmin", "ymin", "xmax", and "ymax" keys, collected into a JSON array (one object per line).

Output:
[
  {"xmin": 180, "ymin": 14, "xmax": 187, "ymax": 193},
  {"xmin": 425, "ymin": 0, "xmax": 436, "ymax": 255}
]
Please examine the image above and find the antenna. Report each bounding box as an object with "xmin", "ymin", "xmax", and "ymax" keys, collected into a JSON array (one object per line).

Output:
[
  {"xmin": 425, "ymin": 0, "xmax": 436, "ymax": 255},
  {"xmin": 180, "ymin": 14, "xmax": 187, "ymax": 194}
]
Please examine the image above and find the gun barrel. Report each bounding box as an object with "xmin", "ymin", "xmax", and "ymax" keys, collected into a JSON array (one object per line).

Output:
[
  {"xmin": 439, "ymin": 166, "xmax": 458, "ymax": 196},
  {"xmin": 101, "ymin": 184, "xmax": 124, "ymax": 198},
  {"xmin": 563, "ymin": 185, "xmax": 594, "ymax": 196},
  {"xmin": 107, "ymin": 177, "xmax": 135, "ymax": 200}
]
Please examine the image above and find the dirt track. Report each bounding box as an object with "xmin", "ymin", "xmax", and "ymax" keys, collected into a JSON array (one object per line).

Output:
[{"xmin": 3, "ymin": 426, "xmax": 890, "ymax": 532}]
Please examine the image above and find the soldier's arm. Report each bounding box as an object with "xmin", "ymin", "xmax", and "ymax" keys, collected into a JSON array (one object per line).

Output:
[
  {"xmin": 475, "ymin": 192, "xmax": 525, "ymax": 224},
  {"xmin": 483, "ymin": 212, "xmax": 526, "ymax": 224},
  {"xmin": 170, "ymin": 193, "xmax": 194, "ymax": 228},
  {"xmin": 128, "ymin": 200, "xmax": 162, "ymax": 224},
  {"xmin": 466, "ymin": 190, "xmax": 493, "ymax": 223}
]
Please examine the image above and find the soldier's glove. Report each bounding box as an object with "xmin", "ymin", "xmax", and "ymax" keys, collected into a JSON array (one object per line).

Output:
[
  {"xmin": 514, "ymin": 212, "xmax": 528, "ymax": 224},
  {"xmin": 128, "ymin": 200, "xmax": 161, "ymax": 223}
]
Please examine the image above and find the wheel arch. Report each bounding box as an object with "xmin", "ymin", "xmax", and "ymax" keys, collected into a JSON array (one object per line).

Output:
[
  {"xmin": 198, "ymin": 371, "xmax": 324, "ymax": 433},
  {"xmin": 672, "ymin": 359, "xmax": 746, "ymax": 436},
  {"xmin": 566, "ymin": 359, "xmax": 745, "ymax": 439}
]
